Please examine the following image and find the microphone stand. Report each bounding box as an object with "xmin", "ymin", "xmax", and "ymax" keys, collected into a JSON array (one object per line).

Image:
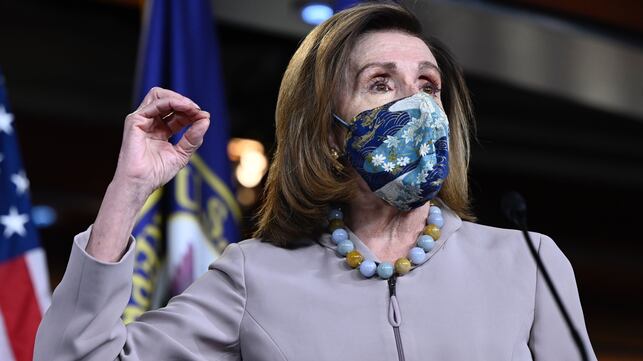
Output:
[{"xmin": 502, "ymin": 192, "xmax": 589, "ymax": 361}]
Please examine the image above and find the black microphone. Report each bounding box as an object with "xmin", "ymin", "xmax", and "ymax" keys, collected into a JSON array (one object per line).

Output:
[{"xmin": 501, "ymin": 191, "xmax": 589, "ymax": 361}]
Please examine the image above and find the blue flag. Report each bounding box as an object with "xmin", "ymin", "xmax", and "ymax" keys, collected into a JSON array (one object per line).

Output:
[{"xmin": 123, "ymin": 0, "xmax": 240, "ymax": 323}]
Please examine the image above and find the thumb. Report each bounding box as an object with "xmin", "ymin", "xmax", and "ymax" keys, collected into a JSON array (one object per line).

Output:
[{"xmin": 175, "ymin": 117, "xmax": 210, "ymax": 158}]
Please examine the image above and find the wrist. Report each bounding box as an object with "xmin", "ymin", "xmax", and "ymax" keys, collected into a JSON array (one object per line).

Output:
[
  {"xmin": 107, "ymin": 176, "xmax": 153, "ymax": 209},
  {"xmin": 86, "ymin": 178, "xmax": 150, "ymax": 262}
]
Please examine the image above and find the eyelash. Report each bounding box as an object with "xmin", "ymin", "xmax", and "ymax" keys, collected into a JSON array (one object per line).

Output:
[
  {"xmin": 421, "ymin": 82, "xmax": 441, "ymax": 96},
  {"xmin": 368, "ymin": 76, "xmax": 441, "ymax": 95}
]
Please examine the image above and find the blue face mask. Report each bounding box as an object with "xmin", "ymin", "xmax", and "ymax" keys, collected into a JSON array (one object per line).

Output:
[{"xmin": 334, "ymin": 92, "xmax": 449, "ymax": 211}]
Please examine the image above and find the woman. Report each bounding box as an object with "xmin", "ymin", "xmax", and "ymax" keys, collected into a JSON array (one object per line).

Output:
[{"xmin": 35, "ymin": 3, "xmax": 596, "ymax": 360}]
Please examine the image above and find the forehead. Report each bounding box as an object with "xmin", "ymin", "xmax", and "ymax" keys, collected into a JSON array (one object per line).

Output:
[{"xmin": 349, "ymin": 31, "xmax": 437, "ymax": 71}]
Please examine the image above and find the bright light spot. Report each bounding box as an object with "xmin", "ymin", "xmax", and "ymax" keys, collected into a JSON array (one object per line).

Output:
[
  {"xmin": 228, "ymin": 138, "xmax": 264, "ymax": 162},
  {"xmin": 301, "ymin": 3, "xmax": 334, "ymax": 25},
  {"xmin": 240, "ymin": 151, "xmax": 268, "ymax": 174},
  {"xmin": 236, "ymin": 163, "xmax": 265, "ymax": 188},
  {"xmin": 228, "ymin": 138, "xmax": 268, "ymax": 189},
  {"xmin": 32, "ymin": 205, "xmax": 57, "ymax": 228}
]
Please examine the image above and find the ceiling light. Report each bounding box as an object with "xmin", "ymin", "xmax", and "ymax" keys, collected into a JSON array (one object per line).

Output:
[{"xmin": 300, "ymin": 3, "xmax": 334, "ymax": 25}]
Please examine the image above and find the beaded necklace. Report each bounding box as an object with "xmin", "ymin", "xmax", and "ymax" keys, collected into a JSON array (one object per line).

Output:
[{"xmin": 328, "ymin": 204, "xmax": 444, "ymax": 279}]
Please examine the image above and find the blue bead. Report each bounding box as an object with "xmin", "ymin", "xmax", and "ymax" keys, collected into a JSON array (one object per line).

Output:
[
  {"xmin": 409, "ymin": 247, "xmax": 426, "ymax": 264},
  {"xmin": 429, "ymin": 206, "xmax": 442, "ymax": 215},
  {"xmin": 359, "ymin": 260, "xmax": 377, "ymax": 278},
  {"xmin": 331, "ymin": 228, "xmax": 348, "ymax": 244},
  {"xmin": 427, "ymin": 213, "xmax": 444, "ymax": 228},
  {"xmin": 328, "ymin": 209, "xmax": 343, "ymax": 221},
  {"xmin": 417, "ymin": 235, "xmax": 435, "ymax": 252},
  {"xmin": 377, "ymin": 262, "xmax": 395, "ymax": 279},
  {"xmin": 337, "ymin": 240, "xmax": 354, "ymax": 256}
]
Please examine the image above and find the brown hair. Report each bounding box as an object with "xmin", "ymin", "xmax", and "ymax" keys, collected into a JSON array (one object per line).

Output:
[{"xmin": 254, "ymin": 1, "xmax": 475, "ymax": 247}]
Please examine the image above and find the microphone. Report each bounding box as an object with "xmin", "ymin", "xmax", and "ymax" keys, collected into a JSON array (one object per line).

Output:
[{"xmin": 501, "ymin": 191, "xmax": 589, "ymax": 361}]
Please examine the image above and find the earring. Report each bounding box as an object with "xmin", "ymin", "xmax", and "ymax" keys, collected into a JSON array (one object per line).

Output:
[{"xmin": 330, "ymin": 148, "xmax": 344, "ymax": 173}]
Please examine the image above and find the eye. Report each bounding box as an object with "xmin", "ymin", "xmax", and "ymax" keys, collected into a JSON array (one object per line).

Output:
[
  {"xmin": 368, "ymin": 76, "xmax": 392, "ymax": 93},
  {"xmin": 421, "ymin": 82, "xmax": 441, "ymax": 96}
]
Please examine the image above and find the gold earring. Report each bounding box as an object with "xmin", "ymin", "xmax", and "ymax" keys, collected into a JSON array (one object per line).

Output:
[{"xmin": 330, "ymin": 148, "xmax": 344, "ymax": 173}]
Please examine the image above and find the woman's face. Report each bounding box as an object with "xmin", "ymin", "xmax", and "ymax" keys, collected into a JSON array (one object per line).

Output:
[{"xmin": 335, "ymin": 30, "xmax": 443, "ymax": 122}]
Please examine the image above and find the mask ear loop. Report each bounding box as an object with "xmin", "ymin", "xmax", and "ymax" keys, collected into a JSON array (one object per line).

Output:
[{"xmin": 332, "ymin": 113, "xmax": 351, "ymax": 130}]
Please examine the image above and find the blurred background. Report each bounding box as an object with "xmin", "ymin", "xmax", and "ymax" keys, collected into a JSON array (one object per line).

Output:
[{"xmin": 1, "ymin": 0, "xmax": 642, "ymax": 359}]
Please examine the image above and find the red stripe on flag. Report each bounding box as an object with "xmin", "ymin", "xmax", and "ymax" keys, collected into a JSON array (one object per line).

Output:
[{"xmin": 0, "ymin": 256, "xmax": 42, "ymax": 361}]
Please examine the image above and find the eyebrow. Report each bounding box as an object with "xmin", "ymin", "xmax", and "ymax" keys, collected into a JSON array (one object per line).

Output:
[
  {"xmin": 419, "ymin": 61, "xmax": 441, "ymax": 76},
  {"xmin": 354, "ymin": 61, "xmax": 441, "ymax": 82}
]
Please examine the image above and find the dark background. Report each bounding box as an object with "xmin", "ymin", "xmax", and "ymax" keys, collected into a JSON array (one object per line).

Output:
[{"xmin": 1, "ymin": 0, "xmax": 642, "ymax": 359}]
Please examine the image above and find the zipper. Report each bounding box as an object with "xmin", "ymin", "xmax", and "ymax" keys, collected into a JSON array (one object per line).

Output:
[{"xmin": 388, "ymin": 275, "xmax": 406, "ymax": 361}]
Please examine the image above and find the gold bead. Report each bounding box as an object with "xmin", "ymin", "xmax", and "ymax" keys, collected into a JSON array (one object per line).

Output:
[
  {"xmin": 346, "ymin": 250, "xmax": 364, "ymax": 268},
  {"xmin": 395, "ymin": 258, "xmax": 412, "ymax": 275},
  {"xmin": 423, "ymin": 224, "xmax": 441, "ymax": 240},
  {"xmin": 329, "ymin": 219, "xmax": 345, "ymax": 232}
]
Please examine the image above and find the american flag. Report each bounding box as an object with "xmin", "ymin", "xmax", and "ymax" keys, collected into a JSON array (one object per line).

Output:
[{"xmin": 0, "ymin": 72, "xmax": 50, "ymax": 361}]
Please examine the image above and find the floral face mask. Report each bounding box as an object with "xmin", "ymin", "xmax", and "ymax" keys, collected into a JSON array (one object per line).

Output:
[{"xmin": 333, "ymin": 92, "xmax": 449, "ymax": 211}]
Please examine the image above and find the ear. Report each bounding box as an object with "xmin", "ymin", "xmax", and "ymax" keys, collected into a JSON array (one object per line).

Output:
[{"xmin": 328, "ymin": 124, "xmax": 348, "ymax": 154}]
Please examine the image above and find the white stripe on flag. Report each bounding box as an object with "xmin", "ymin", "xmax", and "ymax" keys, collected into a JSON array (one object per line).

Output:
[
  {"xmin": 194, "ymin": 234, "xmax": 221, "ymax": 277},
  {"xmin": 25, "ymin": 248, "xmax": 51, "ymax": 315},
  {"xmin": 0, "ymin": 312, "xmax": 17, "ymax": 361}
]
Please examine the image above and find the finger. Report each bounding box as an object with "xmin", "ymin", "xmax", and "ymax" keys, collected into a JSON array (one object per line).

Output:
[
  {"xmin": 175, "ymin": 116, "xmax": 210, "ymax": 157},
  {"xmin": 135, "ymin": 97, "xmax": 200, "ymax": 121},
  {"xmin": 137, "ymin": 87, "xmax": 200, "ymax": 110},
  {"xmin": 137, "ymin": 87, "xmax": 181, "ymax": 110},
  {"xmin": 146, "ymin": 117, "xmax": 174, "ymax": 140},
  {"xmin": 165, "ymin": 110, "xmax": 210, "ymax": 134}
]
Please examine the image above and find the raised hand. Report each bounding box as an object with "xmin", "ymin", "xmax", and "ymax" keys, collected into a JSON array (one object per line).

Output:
[
  {"xmin": 87, "ymin": 87, "xmax": 210, "ymax": 262},
  {"xmin": 114, "ymin": 87, "xmax": 210, "ymax": 197}
]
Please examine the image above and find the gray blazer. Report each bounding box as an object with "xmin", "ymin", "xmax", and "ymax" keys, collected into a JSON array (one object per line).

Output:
[{"xmin": 34, "ymin": 206, "xmax": 597, "ymax": 360}]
